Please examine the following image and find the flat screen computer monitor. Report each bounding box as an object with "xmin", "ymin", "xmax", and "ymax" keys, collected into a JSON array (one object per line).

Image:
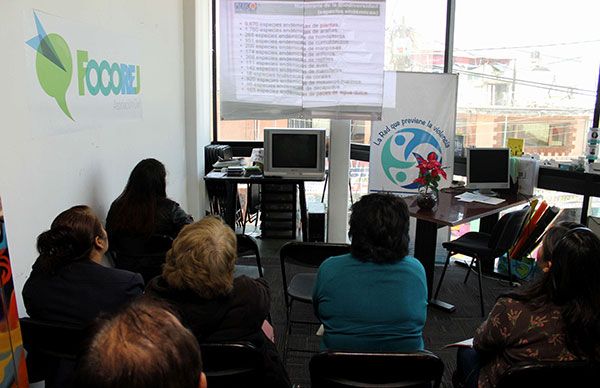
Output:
[
  {"xmin": 263, "ymin": 128, "xmax": 326, "ymax": 180},
  {"xmin": 467, "ymin": 148, "xmax": 510, "ymax": 194}
]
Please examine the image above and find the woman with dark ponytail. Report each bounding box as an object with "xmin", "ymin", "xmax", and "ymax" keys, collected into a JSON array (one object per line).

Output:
[
  {"xmin": 453, "ymin": 221, "xmax": 600, "ymax": 388},
  {"xmin": 22, "ymin": 206, "xmax": 144, "ymax": 325}
]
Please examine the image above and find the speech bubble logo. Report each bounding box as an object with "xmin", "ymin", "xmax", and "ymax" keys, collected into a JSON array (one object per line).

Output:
[{"xmin": 26, "ymin": 12, "xmax": 74, "ymax": 120}]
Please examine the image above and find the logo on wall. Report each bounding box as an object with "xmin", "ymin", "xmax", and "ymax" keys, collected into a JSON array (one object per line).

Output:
[
  {"xmin": 26, "ymin": 11, "xmax": 141, "ymax": 121},
  {"xmin": 369, "ymin": 115, "xmax": 452, "ymax": 194}
]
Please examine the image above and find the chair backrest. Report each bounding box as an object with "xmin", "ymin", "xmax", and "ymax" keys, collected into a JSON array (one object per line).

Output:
[
  {"xmin": 279, "ymin": 242, "xmax": 351, "ymax": 297},
  {"xmin": 236, "ymin": 233, "xmax": 263, "ymax": 277},
  {"xmin": 488, "ymin": 206, "xmax": 530, "ymax": 255},
  {"xmin": 20, "ymin": 317, "xmax": 90, "ymax": 385},
  {"xmin": 496, "ymin": 361, "xmax": 600, "ymax": 388},
  {"xmin": 200, "ymin": 342, "xmax": 264, "ymax": 388},
  {"xmin": 20, "ymin": 317, "xmax": 88, "ymax": 360},
  {"xmin": 309, "ymin": 350, "xmax": 444, "ymax": 388},
  {"xmin": 111, "ymin": 234, "xmax": 173, "ymax": 283},
  {"xmin": 280, "ymin": 241, "xmax": 351, "ymax": 269}
]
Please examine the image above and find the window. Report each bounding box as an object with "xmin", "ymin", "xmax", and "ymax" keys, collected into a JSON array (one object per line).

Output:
[
  {"xmin": 453, "ymin": 0, "xmax": 599, "ymax": 160},
  {"xmin": 214, "ymin": 0, "xmax": 447, "ymax": 142}
]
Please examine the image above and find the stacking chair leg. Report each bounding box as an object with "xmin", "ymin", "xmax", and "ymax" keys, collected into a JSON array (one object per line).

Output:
[
  {"xmin": 464, "ymin": 258, "xmax": 475, "ymax": 284},
  {"xmin": 476, "ymin": 260, "xmax": 485, "ymax": 317},
  {"xmin": 434, "ymin": 252, "xmax": 453, "ymax": 300}
]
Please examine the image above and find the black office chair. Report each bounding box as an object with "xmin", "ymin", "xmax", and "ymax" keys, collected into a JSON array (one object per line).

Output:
[
  {"xmin": 19, "ymin": 317, "xmax": 90, "ymax": 388},
  {"xmin": 110, "ymin": 234, "xmax": 173, "ymax": 284},
  {"xmin": 200, "ymin": 342, "xmax": 264, "ymax": 388},
  {"xmin": 434, "ymin": 206, "xmax": 530, "ymax": 316},
  {"xmin": 309, "ymin": 350, "xmax": 444, "ymax": 388},
  {"xmin": 279, "ymin": 241, "xmax": 351, "ymax": 361},
  {"xmin": 496, "ymin": 361, "xmax": 600, "ymax": 388},
  {"xmin": 235, "ymin": 233, "xmax": 264, "ymax": 278}
]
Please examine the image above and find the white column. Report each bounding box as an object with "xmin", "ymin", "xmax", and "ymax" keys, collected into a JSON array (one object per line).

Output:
[
  {"xmin": 183, "ymin": 0, "xmax": 211, "ymax": 219},
  {"xmin": 327, "ymin": 120, "xmax": 351, "ymax": 243}
]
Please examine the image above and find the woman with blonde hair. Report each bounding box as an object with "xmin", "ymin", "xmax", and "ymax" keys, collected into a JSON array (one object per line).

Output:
[{"xmin": 145, "ymin": 216, "xmax": 290, "ymax": 388}]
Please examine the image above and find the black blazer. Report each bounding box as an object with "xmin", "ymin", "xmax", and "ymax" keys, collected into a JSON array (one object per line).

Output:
[{"xmin": 22, "ymin": 260, "xmax": 144, "ymax": 325}]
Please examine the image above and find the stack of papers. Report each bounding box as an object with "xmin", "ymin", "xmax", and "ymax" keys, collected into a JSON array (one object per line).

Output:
[{"xmin": 455, "ymin": 192, "xmax": 506, "ymax": 205}]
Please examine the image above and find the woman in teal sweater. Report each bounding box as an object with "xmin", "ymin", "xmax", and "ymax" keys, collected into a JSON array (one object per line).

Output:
[{"xmin": 313, "ymin": 193, "xmax": 428, "ymax": 351}]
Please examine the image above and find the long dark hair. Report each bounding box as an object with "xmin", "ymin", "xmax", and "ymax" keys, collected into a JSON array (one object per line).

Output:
[
  {"xmin": 348, "ymin": 193, "xmax": 410, "ymax": 263},
  {"xmin": 106, "ymin": 159, "xmax": 167, "ymax": 237},
  {"xmin": 507, "ymin": 222, "xmax": 600, "ymax": 361},
  {"xmin": 35, "ymin": 205, "xmax": 105, "ymax": 273}
]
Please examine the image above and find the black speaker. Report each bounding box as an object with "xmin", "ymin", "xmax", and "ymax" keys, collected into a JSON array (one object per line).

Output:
[{"xmin": 307, "ymin": 203, "xmax": 326, "ymax": 242}]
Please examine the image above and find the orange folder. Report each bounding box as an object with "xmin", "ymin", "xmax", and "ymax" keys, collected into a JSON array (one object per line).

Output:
[{"xmin": 510, "ymin": 200, "xmax": 548, "ymax": 259}]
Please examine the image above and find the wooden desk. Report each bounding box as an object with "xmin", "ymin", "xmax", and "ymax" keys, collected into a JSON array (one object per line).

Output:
[
  {"xmin": 203, "ymin": 173, "xmax": 314, "ymax": 241},
  {"xmin": 405, "ymin": 190, "xmax": 530, "ymax": 312}
]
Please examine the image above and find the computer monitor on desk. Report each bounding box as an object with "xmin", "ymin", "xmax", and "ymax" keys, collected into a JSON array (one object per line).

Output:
[
  {"xmin": 467, "ymin": 147, "xmax": 510, "ymax": 196},
  {"xmin": 263, "ymin": 128, "xmax": 326, "ymax": 180}
]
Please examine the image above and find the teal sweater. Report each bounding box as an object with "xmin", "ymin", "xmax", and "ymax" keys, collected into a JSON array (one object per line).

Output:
[{"xmin": 313, "ymin": 253, "xmax": 428, "ymax": 352}]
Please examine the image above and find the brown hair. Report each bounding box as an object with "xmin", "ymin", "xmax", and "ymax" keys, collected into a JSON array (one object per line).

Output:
[
  {"xmin": 162, "ymin": 216, "xmax": 237, "ymax": 298},
  {"xmin": 35, "ymin": 205, "xmax": 105, "ymax": 272},
  {"xmin": 74, "ymin": 299, "xmax": 202, "ymax": 388}
]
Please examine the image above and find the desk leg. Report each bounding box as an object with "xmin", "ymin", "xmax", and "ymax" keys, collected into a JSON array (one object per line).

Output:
[
  {"xmin": 414, "ymin": 219, "xmax": 455, "ymax": 312},
  {"xmin": 298, "ymin": 182, "xmax": 308, "ymax": 242},
  {"xmin": 223, "ymin": 181, "xmax": 237, "ymax": 230}
]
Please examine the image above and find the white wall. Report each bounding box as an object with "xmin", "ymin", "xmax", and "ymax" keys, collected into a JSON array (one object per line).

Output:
[{"xmin": 0, "ymin": 0, "xmax": 208, "ymax": 313}]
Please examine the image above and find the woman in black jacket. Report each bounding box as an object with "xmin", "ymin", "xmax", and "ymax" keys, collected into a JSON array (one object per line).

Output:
[
  {"xmin": 106, "ymin": 158, "xmax": 192, "ymax": 280},
  {"xmin": 145, "ymin": 216, "xmax": 291, "ymax": 388}
]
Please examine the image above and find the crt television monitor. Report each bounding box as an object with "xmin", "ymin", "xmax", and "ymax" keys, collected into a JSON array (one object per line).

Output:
[
  {"xmin": 263, "ymin": 128, "xmax": 326, "ymax": 180},
  {"xmin": 467, "ymin": 147, "xmax": 511, "ymax": 192}
]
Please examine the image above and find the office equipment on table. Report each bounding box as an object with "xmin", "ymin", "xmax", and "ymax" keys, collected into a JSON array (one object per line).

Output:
[
  {"xmin": 515, "ymin": 156, "xmax": 539, "ymax": 196},
  {"xmin": 507, "ymin": 137, "xmax": 524, "ymax": 156},
  {"xmin": 434, "ymin": 206, "xmax": 530, "ymax": 316},
  {"xmin": 225, "ymin": 166, "xmax": 245, "ymax": 176},
  {"xmin": 204, "ymin": 145, "xmax": 233, "ymax": 174},
  {"xmin": 405, "ymin": 190, "xmax": 530, "ymax": 312},
  {"xmin": 466, "ymin": 147, "xmax": 511, "ymax": 195},
  {"xmin": 510, "ymin": 205, "xmax": 560, "ymax": 260},
  {"xmin": 203, "ymin": 173, "xmax": 317, "ymax": 241},
  {"xmin": 213, "ymin": 157, "xmax": 245, "ymax": 169},
  {"xmin": 455, "ymin": 191, "xmax": 506, "ymax": 205},
  {"xmin": 263, "ymin": 128, "xmax": 326, "ymax": 180}
]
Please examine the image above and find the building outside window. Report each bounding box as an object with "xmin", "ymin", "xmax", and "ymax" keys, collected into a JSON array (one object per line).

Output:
[{"xmin": 213, "ymin": 0, "xmax": 600, "ymax": 221}]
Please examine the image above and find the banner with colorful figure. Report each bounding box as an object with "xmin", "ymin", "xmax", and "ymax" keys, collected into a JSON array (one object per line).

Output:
[
  {"xmin": 368, "ymin": 72, "xmax": 458, "ymax": 194},
  {"xmin": 0, "ymin": 197, "xmax": 29, "ymax": 387}
]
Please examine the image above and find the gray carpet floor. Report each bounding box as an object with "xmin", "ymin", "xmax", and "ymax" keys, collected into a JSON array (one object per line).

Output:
[{"xmin": 244, "ymin": 235, "xmax": 516, "ymax": 388}]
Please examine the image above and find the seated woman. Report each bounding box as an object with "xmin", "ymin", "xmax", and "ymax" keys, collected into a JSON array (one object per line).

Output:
[
  {"xmin": 106, "ymin": 158, "xmax": 193, "ymax": 281},
  {"xmin": 22, "ymin": 205, "xmax": 144, "ymax": 325},
  {"xmin": 454, "ymin": 222, "xmax": 600, "ymax": 388},
  {"xmin": 144, "ymin": 216, "xmax": 291, "ymax": 388},
  {"xmin": 313, "ymin": 193, "xmax": 428, "ymax": 351}
]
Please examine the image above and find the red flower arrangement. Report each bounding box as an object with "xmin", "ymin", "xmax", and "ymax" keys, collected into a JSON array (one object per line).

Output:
[{"xmin": 413, "ymin": 152, "xmax": 447, "ymax": 194}]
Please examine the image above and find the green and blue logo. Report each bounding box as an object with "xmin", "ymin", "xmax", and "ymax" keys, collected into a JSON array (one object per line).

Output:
[
  {"xmin": 382, "ymin": 128, "xmax": 443, "ymax": 189},
  {"xmin": 26, "ymin": 11, "xmax": 141, "ymax": 120}
]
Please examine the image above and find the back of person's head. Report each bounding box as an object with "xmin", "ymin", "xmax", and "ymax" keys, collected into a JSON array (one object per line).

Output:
[
  {"xmin": 107, "ymin": 158, "xmax": 167, "ymax": 236},
  {"xmin": 348, "ymin": 193, "xmax": 410, "ymax": 263},
  {"xmin": 163, "ymin": 216, "xmax": 236, "ymax": 298},
  {"xmin": 523, "ymin": 221, "xmax": 600, "ymax": 360},
  {"xmin": 125, "ymin": 158, "xmax": 167, "ymax": 199},
  {"xmin": 74, "ymin": 299, "xmax": 205, "ymax": 388},
  {"xmin": 36, "ymin": 205, "xmax": 105, "ymax": 273}
]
